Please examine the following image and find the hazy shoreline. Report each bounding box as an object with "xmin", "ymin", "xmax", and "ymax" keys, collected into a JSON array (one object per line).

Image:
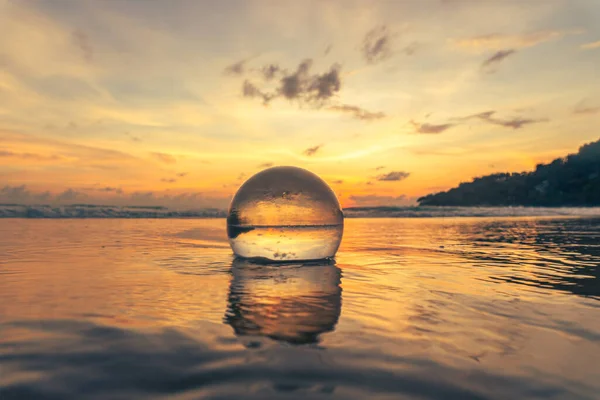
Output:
[{"xmin": 3, "ymin": 204, "xmax": 600, "ymax": 219}]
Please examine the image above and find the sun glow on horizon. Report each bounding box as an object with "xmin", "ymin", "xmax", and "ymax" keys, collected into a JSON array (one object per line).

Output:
[{"xmin": 1, "ymin": 0, "xmax": 599, "ymax": 208}]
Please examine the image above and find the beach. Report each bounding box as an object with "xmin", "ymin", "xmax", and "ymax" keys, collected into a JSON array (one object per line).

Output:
[{"xmin": 1, "ymin": 217, "xmax": 599, "ymax": 399}]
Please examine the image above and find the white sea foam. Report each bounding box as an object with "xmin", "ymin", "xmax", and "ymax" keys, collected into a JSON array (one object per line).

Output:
[{"xmin": 3, "ymin": 204, "xmax": 600, "ymax": 218}]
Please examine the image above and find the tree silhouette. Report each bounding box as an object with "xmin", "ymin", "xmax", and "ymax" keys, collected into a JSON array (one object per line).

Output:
[{"xmin": 419, "ymin": 138, "xmax": 600, "ymax": 206}]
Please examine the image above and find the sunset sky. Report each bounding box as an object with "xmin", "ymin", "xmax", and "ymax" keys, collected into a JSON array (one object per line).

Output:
[{"xmin": 1, "ymin": 0, "xmax": 600, "ymax": 209}]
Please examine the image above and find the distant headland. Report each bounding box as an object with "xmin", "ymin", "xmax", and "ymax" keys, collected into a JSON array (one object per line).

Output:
[{"xmin": 418, "ymin": 138, "xmax": 600, "ymax": 207}]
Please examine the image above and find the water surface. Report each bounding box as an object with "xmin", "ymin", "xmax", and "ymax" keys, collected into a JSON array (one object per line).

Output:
[{"xmin": 1, "ymin": 218, "xmax": 599, "ymax": 399}]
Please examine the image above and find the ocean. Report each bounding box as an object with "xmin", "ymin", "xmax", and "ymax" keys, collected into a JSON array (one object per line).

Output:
[{"xmin": 1, "ymin": 217, "xmax": 599, "ymax": 399}]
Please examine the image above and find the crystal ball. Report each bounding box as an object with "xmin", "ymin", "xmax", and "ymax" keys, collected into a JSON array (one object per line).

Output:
[{"xmin": 227, "ymin": 166, "xmax": 344, "ymax": 261}]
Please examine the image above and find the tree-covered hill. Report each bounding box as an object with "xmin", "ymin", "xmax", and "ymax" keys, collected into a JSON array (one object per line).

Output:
[{"xmin": 418, "ymin": 138, "xmax": 600, "ymax": 207}]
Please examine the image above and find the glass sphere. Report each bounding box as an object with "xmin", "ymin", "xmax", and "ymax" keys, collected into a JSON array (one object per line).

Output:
[{"xmin": 227, "ymin": 166, "xmax": 344, "ymax": 261}]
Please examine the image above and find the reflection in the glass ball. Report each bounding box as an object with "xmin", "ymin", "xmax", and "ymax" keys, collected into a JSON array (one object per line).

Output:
[{"xmin": 224, "ymin": 258, "xmax": 342, "ymax": 345}]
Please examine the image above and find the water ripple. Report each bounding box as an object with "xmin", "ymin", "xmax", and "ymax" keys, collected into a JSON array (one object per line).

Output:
[{"xmin": 1, "ymin": 217, "xmax": 599, "ymax": 399}]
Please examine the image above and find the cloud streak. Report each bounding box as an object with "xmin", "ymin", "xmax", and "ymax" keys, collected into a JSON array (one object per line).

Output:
[
  {"xmin": 411, "ymin": 121, "xmax": 455, "ymax": 134},
  {"xmin": 0, "ymin": 185, "xmax": 230, "ymax": 209},
  {"xmin": 224, "ymin": 58, "xmax": 248, "ymax": 75},
  {"xmin": 1, "ymin": 185, "xmax": 34, "ymax": 202},
  {"xmin": 151, "ymin": 152, "xmax": 177, "ymax": 164},
  {"xmin": 581, "ymin": 40, "xmax": 600, "ymax": 50},
  {"xmin": 413, "ymin": 109, "xmax": 548, "ymax": 133},
  {"xmin": 455, "ymin": 30, "xmax": 580, "ymax": 50},
  {"xmin": 242, "ymin": 80, "xmax": 272, "ymax": 105},
  {"xmin": 574, "ymin": 106, "xmax": 600, "ymax": 115},
  {"xmin": 362, "ymin": 26, "xmax": 392, "ymax": 64},
  {"xmin": 304, "ymin": 145, "xmax": 322, "ymax": 156},
  {"xmin": 72, "ymin": 30, "xmax": 93, "ymax": 62},
  {"xmin": 56, "ymin": 188, "xmax": 85, "ymax": 202},
  {"xmin": 401, "ymin": 42, "xmax": 420, "ymax": 56},
  {"xmin": 0, "ymin": 150, "xmax": 61, "ymax": 161},
  {"xmin": 482, "ymin": 49, "xmax": 516, "ymax": 68},
  {"xmin": 376, "ymin": 171, "xmax": 410, "ymax": 182},
  {"xmin": 125, "ymin": 132, "xmax": 141, "ymax": 142},
  {"xmin": 466, "ymin": 110, "xmax": 546, "ymax": 129},
  {"xmin": 261, "ymin": 64, "xmax": 283, "ymax": 80},
  {"xmin": 329, "ymin": 104, "xmax": 385, "ymax": 121},
  {"xmin": 96, "ymin": 187, "xmax": 123, "ymax": 194}
]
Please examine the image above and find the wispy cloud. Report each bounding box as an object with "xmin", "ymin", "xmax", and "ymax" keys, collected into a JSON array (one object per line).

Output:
[
  {"xmin": 1, "ymin": 185, "xmax": 34, "ymax": 202},
  {"xmin": 362, "ymin": 26, "xmax": 392, "ymax": 64},
  {"xmin": 465, "ymin": 110, "xmax": 546, "ymax": 129},
  {"xmin": 574, "ymin": 107, "xmax": 599, "ymax": 115},
  {"xmin": 242, "ymin": 80, "xmax": 272, "ymax": 105},
  {"xmin": 160, "ymin": 172, "xmax": 187, "ymax": 183},
  {"xmin": 258, "ymin": 162, "xmax": 273, "ymax": 168},
  {"xmin": 574, "ymin": 100, "xmax": 600, "ymax": 115},
  {"xmin": 0, "ymin": 150, "xmax": 61, "ymax": 161},
  {"xmin": 72, "ymin": 30, "xmax": 93, "ymax": 62},
  {"xmin": 260, "ymin": 64, "xmax": 283, "ymax": 80},
  {"xmin": 401, "ymin": 42, "xmax": 420, "ymax": 56},
  {"xmin": 56, "ymin": 188, "xmax": 86, "ymax": 202},
  {"xmin": 412, "ymin": 110, "xmax": 548, "ymax": 133},
  {"xmin": 580, "ymin": 40, "xmax": 600, "ymax": 50},
  {"xmin": 408, "ymin": 145, "xmax": 474, "ymax": 157},
  {"xmin": 151, "ymin": 152, "xmax": 176, "ymax": 164},
  {"xmin": 125, "ymin": 132, "xmax": 141, "ymax": 142},
  {"xmin": 329, "ymin": 104, "xmax": 386, "ymax": 121},
  {"xmin": 3, "ymin": 132, "xmax": 138, "ymax": 161},
  {"xmin": 410, "ymin": 120, "xmax": 455, "ymax": 134},
  {"xmin": 332, "ymin": 179, "xmax": 343, "ymax": 184},
  {"xmin": 96, "ymin": 187, "xmax": 123, "ymax": 194},
  {"xmin": 224, "ymin": 58, "xmax": 248, "ymax": 75},
  {"xmin": 27, "ymin": 75, "xmax": 100, "ymax": 101},
  {"xmin": 455, "ymin": 30, "xmax": 580, "ymax": 50},
  {"xmin": 0, "ymin": 184, "xmax": 230, "ymax": 209},
  {"xmin": 304, "ymin": 145, "xmax": 322, "ymax": 156},
  {"xmin": 482, "ymin": 49, "xmax": 516, "ymax": 68},
  {"xmin": 376, "ymin": 171, "xmax": 410, "ymax": 182}
]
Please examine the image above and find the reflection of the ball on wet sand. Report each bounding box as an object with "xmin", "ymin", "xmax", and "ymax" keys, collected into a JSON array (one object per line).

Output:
[{"xmin": 224, "ymin": 258, "xmax": 342, "ymax": 345}]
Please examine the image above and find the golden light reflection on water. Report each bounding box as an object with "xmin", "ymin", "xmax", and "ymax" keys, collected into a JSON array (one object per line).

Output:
[
  {"xmin": 330, "ymin": 217, "xmax": 600, "ymax": 386},
  {"xmin": 224, "ymin": 259, "xmax": 341, "ymax": 345},
  {"xmin": 0, "ymin": 220, "xmax": 232, "ymax": 330},
  {"xmin": 1, "ymin": 218, "xmax": 599, "ymax": 398}
]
